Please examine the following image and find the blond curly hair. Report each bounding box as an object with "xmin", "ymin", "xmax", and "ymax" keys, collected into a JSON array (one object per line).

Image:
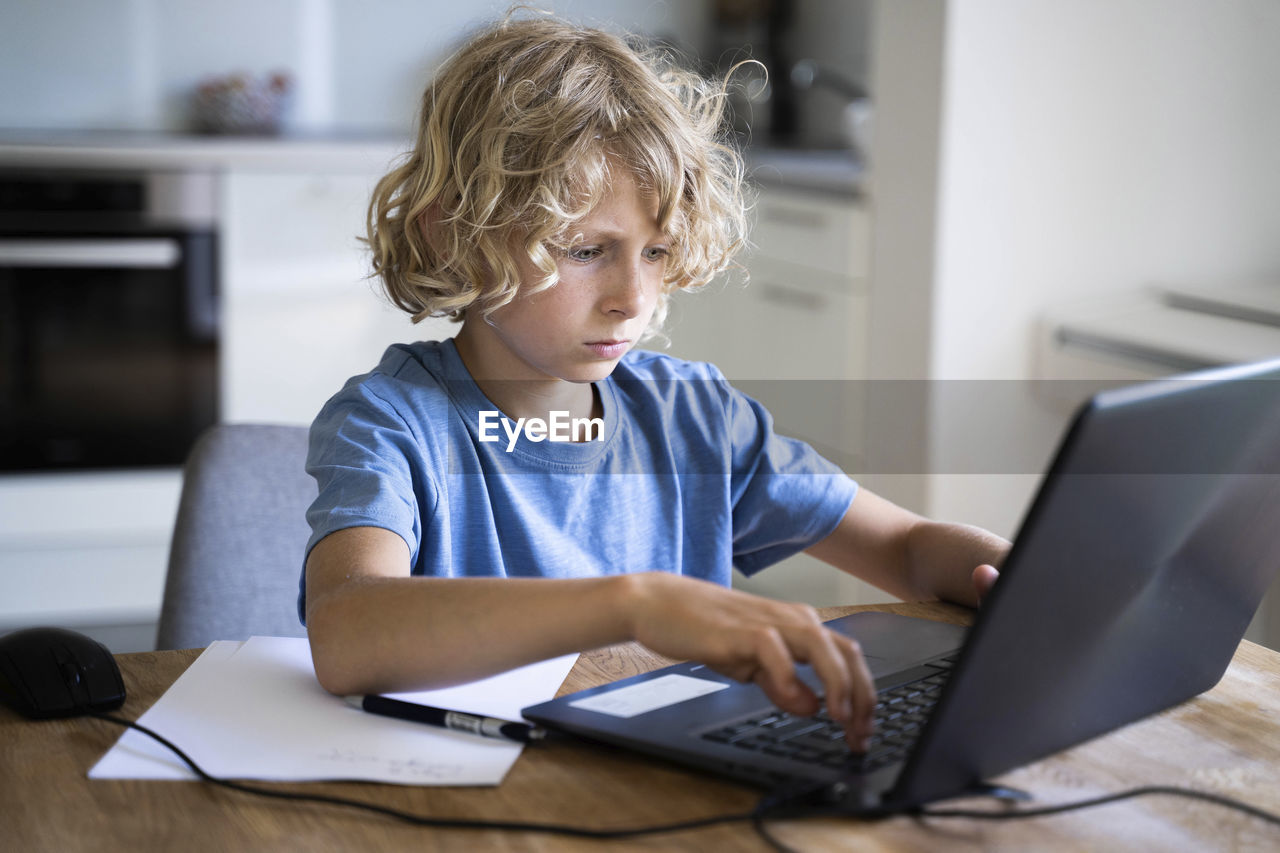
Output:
[{"xmin": 365, "ymin": 12, "xmax": 750, "ymax": 338}]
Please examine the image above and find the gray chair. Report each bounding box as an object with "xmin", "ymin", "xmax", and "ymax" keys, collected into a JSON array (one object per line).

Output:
[{"xmin": 156, "ymin": 423, "xmax": 315, "ymax": 649}]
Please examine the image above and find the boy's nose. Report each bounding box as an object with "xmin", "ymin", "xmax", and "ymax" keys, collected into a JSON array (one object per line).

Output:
[{"xmin": 603, "ymin": 260, "xmax": 650, "ymax": 318}]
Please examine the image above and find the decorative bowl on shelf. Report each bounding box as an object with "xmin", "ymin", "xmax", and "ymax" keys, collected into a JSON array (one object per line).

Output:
[{"xmin": 192, "ymin": 71, "xmax": 293, "ymax": 135}]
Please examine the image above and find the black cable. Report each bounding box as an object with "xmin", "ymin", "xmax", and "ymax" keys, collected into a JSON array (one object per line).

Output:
[
  {"xmin": 751, "ymin": 812, "xmax": 800, "ymax": 853},
  {"xmin": 915, "ymin": 785, "xmax": 1280, "ymax": 829},
  {"xmin": 89, "ymin": 713, "xmax": 775, "ymax": 844},
  {"xmin": 90, "ymin": 713, "xmax": 1280, "ymax": 846}
]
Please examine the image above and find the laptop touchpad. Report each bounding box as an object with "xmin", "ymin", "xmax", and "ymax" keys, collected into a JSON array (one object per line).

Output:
[{"xmin": 823, "ymin": 611, "xmax": 968, "ymax": 677}]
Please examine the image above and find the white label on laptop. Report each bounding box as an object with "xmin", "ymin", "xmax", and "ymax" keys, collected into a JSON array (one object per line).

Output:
[{"xmin": 569, "ymin": 674, "xmax": 730, "ymax": 718}]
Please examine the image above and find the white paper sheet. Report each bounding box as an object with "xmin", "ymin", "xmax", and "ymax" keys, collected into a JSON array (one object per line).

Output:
[{"xmin": 90, "ymin": 636, "xmax": 577, "ymax": 786}]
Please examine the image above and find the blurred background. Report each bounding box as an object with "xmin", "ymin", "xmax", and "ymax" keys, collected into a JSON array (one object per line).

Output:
[{"xmin": 2, "ymin": 0, "xmax": 1280, "ymax": 651}]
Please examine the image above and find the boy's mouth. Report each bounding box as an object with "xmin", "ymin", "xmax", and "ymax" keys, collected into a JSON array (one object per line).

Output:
[{"xmin": 585, "ymin": 340, "xmax": 630, "ymax": 359}]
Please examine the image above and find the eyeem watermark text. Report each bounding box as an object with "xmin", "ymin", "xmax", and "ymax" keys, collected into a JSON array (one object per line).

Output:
[{"xmin": 478, "ymin": 410, "xmax": 604, "ymax": 452}]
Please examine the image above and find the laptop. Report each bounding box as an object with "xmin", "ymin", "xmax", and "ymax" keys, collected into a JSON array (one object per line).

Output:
[{"xmin": 524, "ymin": 358, "xmax": 1280, "ymax": 815}]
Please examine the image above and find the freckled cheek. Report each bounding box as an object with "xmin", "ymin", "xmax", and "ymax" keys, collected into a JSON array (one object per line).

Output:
[{"xmin": 642, "ymin": 266, "xmax": 666, "ymax": 300}]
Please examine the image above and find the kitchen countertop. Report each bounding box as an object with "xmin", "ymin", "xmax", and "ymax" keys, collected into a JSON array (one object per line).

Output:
[
  {"xmin": 0, "ymin": 129, "xmax": 410, "ymax": 172},
  {"xmin": 745, "ymin": 146, "xmax": 865, "ymax": 198},
  {"xmin": 0, "ymin": 130, "xmax": 865, "ymax": 196}
]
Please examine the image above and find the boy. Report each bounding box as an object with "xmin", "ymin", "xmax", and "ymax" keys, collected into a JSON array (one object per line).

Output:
[{"xmin": 301, "ymin": 13, "xmax": 1007, "ymax": 751}]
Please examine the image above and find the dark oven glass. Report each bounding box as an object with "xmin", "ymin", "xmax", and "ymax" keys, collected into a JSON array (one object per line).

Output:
[{"xmin": 1, "ymin": 221, "xmax": 219, "ymax": 472}]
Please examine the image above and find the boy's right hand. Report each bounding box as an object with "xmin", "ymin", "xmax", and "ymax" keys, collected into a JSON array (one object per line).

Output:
[{"xmin": 621, "ymin": 572, "xmax": 875, "ymax": 750}]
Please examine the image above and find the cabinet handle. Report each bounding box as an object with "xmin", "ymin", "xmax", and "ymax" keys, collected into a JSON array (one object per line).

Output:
[
  {"xmin": 758, "ymin": 282, "xmax": 826, "ymax": 311},
  {"xmin": 759, "ymin": 206, "xmax": 828, "ymax": 229},
  {"xmin": 1053, "ymin": 328, "xmax": 1215, "ymax": 374},
  {"xmin": 0, "ymin": 239, "xmax": 181, "ymax": 269}
]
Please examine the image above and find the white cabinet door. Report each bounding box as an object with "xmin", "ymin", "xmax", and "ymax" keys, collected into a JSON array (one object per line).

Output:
[
  {"xmin": 667, "ymin": 189, "xmax": 870, "ymax": 383},
  {"xmin": 668, "ymin": 198, "xmax": 870, "ymax": 463},
  {"xmin": 220, "ymin": 171, "xmax": 455, "ymax": 424},
  {"xmin": 666, "ymin": 188, "xmax": 883, "ymax": 607},
  {"xmin": 727, "ymin": 257, "xmax": 867, "ymax": 379},
  {"xmin": 0, "ymin": 470, "xmax": 182, "ymax": 631},
  {"xmin": 751, "ymin": 192, "xmax": 870, "ymax": 280}
]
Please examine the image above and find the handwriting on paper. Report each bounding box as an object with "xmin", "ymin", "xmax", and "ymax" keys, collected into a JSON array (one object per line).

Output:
[{"xmin": 315, "ymin": 748, "xmax": 466, "ymax": 781}]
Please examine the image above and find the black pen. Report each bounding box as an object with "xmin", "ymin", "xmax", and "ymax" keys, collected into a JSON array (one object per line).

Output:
[{"xmin": 345, "ymin": 694, "xmax": 546, "ymax": 743}]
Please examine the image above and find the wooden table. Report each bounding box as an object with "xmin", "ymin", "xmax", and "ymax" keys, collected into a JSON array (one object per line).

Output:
[{"xmin": 4, "ymin": 602, "xmax": 1280, "ymax": 851}]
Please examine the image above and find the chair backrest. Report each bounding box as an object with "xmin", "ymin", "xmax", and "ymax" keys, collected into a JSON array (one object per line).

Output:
[{"xmin": 156, "ymin": 423, "xmax": 315, "ymax": 649}]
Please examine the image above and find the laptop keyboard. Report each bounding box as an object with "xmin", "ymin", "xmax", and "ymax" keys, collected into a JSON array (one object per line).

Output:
[{"xmin": 700, "ymin": 661, "xmax": 953, "ymax": 772}]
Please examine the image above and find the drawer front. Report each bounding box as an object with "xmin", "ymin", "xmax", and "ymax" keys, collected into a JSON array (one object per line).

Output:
[
  {"xmin": 737, "ymin": 255, "xmax": 868, "ymax": 379},
  {"xmin": 223, "ymin": 171, "xmax": 376, "ymax": 289},
  {"xmin": 751, "ymin": 192, "xmax": 869, "ymax": 281},
  {"xmin": 0, "ymin": 470, "xmax": 181, "ymax": 627}
]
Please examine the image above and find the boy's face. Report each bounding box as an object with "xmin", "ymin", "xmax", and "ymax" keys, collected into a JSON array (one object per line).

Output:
[{"xmin": 463, "ymin": 170, "xmax": 668, "ymax": 387}]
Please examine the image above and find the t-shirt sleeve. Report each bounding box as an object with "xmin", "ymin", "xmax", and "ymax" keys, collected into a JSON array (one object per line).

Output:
[
  {"xmin": 298, "ymin": 380, "xmax": 433, "ymax": 621},
  {"xmin": 717, "ymin": 371, "xmax": 858, "ymax": 576}
]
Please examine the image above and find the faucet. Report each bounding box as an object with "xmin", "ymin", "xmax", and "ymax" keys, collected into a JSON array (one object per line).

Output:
[
  {"xmin": 790, "ymin": 59, "xmax": 868, "ymax": 103},
  {"xmin": 789, "ymin": 59, "xmax": 873, "ymax": 160}
]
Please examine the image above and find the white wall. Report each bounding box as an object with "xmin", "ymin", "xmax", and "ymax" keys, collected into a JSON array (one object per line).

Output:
[
  {"xmin": 870, "ymin": 0, "xmax": 1280, "ymax": 536},
  {"xmin": 872, "ymin": 0, "xmax": 1280, "ymax": 385},
  {"xmin": 933, "ymin": 0, "xmax": 1280, "ymax": 384},
  {"xmin": 0, "ymin": 0, "xmax": 711, "ymax": 133},
  {"xmin": 857, "ymin": 0, "xmax": 950, "ymax": 521},
  {"xmin": 934, "ymin": 0, "xmax": 1280, "ymax": 536}
]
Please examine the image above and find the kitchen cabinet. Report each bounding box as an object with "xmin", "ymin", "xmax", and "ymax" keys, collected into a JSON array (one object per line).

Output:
[
  {"xmin": 221, "ymin": 170, "xmax": 456, "ymax": 425},
  {"xmin": 0, "ymin": 470, "xmax": 181, "ymax": 644},
  {"xmin": 666, "ymin": 184, "xmax": 890, "ymax": 607}
]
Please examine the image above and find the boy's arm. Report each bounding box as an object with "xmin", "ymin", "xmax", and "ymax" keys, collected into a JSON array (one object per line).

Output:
[
  {"xmin": 305, "ymin": 525, "xmax": 877, "ymax": 746},
  {"xmin": 806, "ymin": 488, "xmax": 1010, "ymax": 606}
]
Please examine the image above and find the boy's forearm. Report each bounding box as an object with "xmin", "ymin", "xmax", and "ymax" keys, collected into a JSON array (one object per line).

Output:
[
  {"xmin": 306, "ymin": 573, "xmax": 639, "ymax": 696},
  {"xmin": 308, "ymin": 563, "xmax": 878, "ymax": 743},
  {"xmin": 903, "ymin": 520, "xmax": 1010, "ymax": 607},
  {"xmin": 806, "ymin": 489, "xmax": 1009, "ymax": 606}
]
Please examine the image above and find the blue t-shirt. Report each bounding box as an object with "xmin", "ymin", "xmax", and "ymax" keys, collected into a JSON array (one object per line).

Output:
[{"xmin": 299, "ymin": 339, "xmax": 857, "ymax": 620}]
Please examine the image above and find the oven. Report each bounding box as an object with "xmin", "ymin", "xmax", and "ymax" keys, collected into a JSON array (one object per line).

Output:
[{"xmin": 0, "ymin": 169, "xmax": 219, "ymax": 471}]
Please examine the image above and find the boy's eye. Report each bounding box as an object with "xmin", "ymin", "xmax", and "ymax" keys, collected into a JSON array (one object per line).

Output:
[
  {"xmin": 642, "ymin": 246, "xmax": 669, "ymax": 262},
  {"xmin": 566, "ymin": 246, "xmax": 601, "ymax": 262}
]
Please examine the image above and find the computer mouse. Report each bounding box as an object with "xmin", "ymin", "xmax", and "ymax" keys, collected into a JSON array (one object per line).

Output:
[{"xmin": 0, "ymin": 626, "xmax": 125, "ymax": 719}]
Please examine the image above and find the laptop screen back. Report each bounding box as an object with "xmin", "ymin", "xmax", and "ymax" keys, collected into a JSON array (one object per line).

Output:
[{"xmin": 893, "ymin": 361, "xmax": 1280, "ymax": 806}]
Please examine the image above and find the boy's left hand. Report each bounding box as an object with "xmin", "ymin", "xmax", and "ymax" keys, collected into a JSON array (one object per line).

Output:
[
  {"xmin": 973, "ymin": 564, "xmax": 1000, "ymax": 604},
  {"xmin": 807, "ymin": 488, "xmax": 1010, "ymax": 609}
]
